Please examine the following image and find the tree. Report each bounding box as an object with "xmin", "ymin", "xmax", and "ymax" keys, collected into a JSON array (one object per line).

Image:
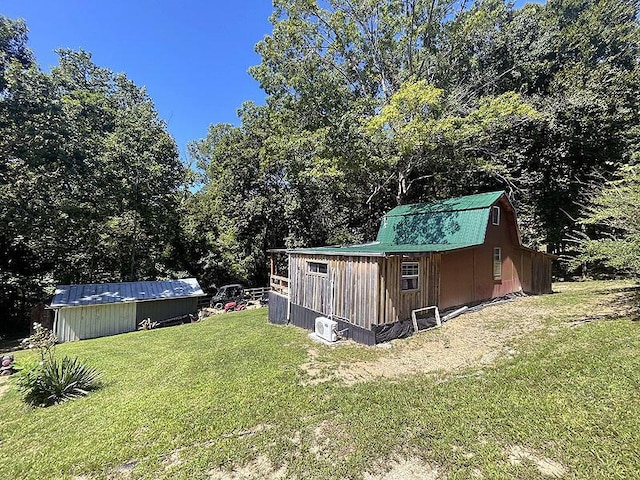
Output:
[
  {"xmin": 574, "ymin": 165, "xmax": 640, "ymax": 277},
  {"xmin": 0, "ymin": 20, "xmax": 186, "ymax": 334}
]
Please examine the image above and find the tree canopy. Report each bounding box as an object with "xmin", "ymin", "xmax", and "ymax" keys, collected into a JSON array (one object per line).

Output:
[
  {"xmin": 188, "ymin": 0, "xmax": 640, "ymax": 281},
  {"xmin": 1, "ymin": 18, "xmax": 186, "ymax": 334},
  {"xmin": 2, "ymin": 0, "xmax": 640, "ymax": 334}
]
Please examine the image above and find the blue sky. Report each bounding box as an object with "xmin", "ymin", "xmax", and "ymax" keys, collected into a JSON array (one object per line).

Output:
[
  {"xmin": 2, "ymin": 1, "xmax": 274, "ymax": 158},
  {"xmin": 3, "ymin": 1, "xmax": 539, "ymax": 160}
]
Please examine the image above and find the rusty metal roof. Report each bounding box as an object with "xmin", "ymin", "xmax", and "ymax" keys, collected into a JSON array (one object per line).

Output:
[{"xmin": 50, "ymin": 278, "xmax": 206, "ymax": 308}]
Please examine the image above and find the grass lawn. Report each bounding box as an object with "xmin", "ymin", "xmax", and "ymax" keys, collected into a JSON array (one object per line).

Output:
[{"xmin": 1, "ymin": 281, "xmax": 639, "ymax": 479}]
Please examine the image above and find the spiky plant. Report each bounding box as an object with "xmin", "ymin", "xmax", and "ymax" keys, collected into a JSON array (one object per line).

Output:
[{"xmin": 16, "ymin": 356, "xmax": 101, "ymax": 407}]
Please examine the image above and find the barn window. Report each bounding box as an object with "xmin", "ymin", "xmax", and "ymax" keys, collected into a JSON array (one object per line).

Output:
[
  {"xmin": 401, "ymin": 262, "xmax": 419, "ymax": 291},
  {"xmin": 493, "ymin": 247, "xmax": 502, "ymax": 280},
  {"xmin": 492, "ymin": 205, "xmax": 501, "ymax": 225},
  {"xmin": 308, "ymin": 262, "xmax": 328, "ymax": 275}
]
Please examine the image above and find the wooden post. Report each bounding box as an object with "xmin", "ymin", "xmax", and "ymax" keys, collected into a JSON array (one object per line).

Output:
[{"xmin": 270, "ymin": 253, "xmax": 275, "ymax": 277}]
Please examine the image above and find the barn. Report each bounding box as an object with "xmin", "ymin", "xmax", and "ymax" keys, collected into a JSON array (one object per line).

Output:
[
  {"xmin": 268, "ymin": 191, "xmax": 554, "ymax": 345},
  {"xmin": 49, "ymin": 278, "xmax": 206, "ymax": 342}
]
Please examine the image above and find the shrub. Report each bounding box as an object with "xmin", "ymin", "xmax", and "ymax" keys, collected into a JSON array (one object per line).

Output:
[
  {"xmin": 22, "ymin": 323, "xmax": 57, "ymax": 362},
  {"xmin": 15, "ymin": 356, "xmax": 101, "ymax": 407}
]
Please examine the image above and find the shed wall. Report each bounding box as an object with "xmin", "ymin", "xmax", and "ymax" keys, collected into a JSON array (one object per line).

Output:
[
  {"xmin": 289, "ymin": 254, "xmax": 379, "ymax": 329},
  {"xmin": 440, "ymin": 198, "xmax": 523, "ymax": 310},
  {"xmin": 55, "ymin": 302, "xmax": 136, "ymax": 342},
  {"xmin": 520, "ymin": 249, "xmax": 533, "ymax": 293},
  {"xmin": 531, "ymin": 252, "xmax": 553, "ymax": 294},
  {"xmin": 135, "ymin": 297, "xmax": 198, "ymax": 325},
  {"xmin": 377, "ymin": 254, "xmax": 440, "ymax": 325},
  {"xmin": 268, "ymin": 291, "xmax": 288, "ymax": 325}
]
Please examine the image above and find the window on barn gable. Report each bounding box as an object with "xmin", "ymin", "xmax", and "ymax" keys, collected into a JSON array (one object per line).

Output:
[
  {"xmin": 492, "ymin": 205, "xmax": 501, "ymax": 225},
  {"xmin": 401, "ymin": 262, "xmax": 419, "ymax": 291},
  {"xmin": 493, "ymin": 247, "xmax": 502, "ymax": 280},
  {"xmin": 308, "ymin": 262, "xmax": 328, "ymax": 275}
]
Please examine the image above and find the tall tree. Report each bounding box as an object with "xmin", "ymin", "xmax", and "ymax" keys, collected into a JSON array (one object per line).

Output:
[{"xmin": 0, "ymin": 19, "xmax": 186, "ymax": 334}]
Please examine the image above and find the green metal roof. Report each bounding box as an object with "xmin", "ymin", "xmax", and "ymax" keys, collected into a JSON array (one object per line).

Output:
[
  {"xmin": 289, "ymin": 242, "xmax": 476, "ymax": 257},
  {"xmin": 376, "ymin": 208, "xmax": 491, "ymax": 245},
  {"xmin": 384, "ymin": 191, "xmax": 504, "ymax": 216},
  {"xmin": 290, "ymin": 191, "xmax": 506, "ymax": 257}
]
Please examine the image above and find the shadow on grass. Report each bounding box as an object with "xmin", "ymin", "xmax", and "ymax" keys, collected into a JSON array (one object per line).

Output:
[
  {"xmin": 610, "ymin": 290, "xmax": 640, "ymax": 321},
  {"xmin": 572, "ymin": 284, "xmax": 640, "ymax": 324}
]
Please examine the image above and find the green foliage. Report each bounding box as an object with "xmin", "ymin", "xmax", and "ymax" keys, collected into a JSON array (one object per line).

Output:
[
  {"xmin": 185, "ymin": 0, "xmax": 640, "ymax": 287},
  {"xmin": 0, "ymin": 19, "xmax": 186, "ymax": 333},
  {"xmin": 3, "ymin": 0, "xmax": 640, "ymax": 328},
  {"xmin": 574, "ymin": 165, "xmax": 640, "ymax": 276},
  {"xmin": 15, "ymin": 355, "xmax": 101, "ymax": 407}
]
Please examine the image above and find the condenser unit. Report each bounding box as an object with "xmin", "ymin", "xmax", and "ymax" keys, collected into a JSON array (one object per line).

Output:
[{"xmin": 315, "ymin": 317, "xmax": 338, "ymax": 343}]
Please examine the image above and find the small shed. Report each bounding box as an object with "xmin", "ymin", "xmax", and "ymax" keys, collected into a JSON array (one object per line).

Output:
[
  {"xmin": 268, "ymin": 191, "xmax": 555, "ymax": 344},
  {"xmin": 49, "ymin": 278, "xmax": 206, "ymax": 342}
]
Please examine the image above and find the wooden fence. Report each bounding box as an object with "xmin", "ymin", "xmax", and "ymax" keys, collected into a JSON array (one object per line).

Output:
[{"xmin": 270, "ymin": 275, "xmax": 289, "ymax": 296}]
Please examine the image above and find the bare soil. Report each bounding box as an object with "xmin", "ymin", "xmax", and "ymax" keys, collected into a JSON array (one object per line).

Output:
[
  {"xmin": 362, "ymin": 458, "xmax": 445, "ymax": 480},
  {"xmin": 208, "ymin": 455, "xmax": 287, "ymax": 480},
  {"xmin": 301, "ymin": 296, "xmax": 548, "ymax": 385},
  {"xmin": 507, "ymin": 445, "xmax": 567, "ymax": 478},
  {"xmin": 0, "ymin": 376, "xmax": 10, "ymax": 397}
]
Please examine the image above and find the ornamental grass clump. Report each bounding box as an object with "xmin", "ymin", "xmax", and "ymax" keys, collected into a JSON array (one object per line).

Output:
[{"xmin": 15, "ymin": 324, "xmax": 101, "ymax": 407}]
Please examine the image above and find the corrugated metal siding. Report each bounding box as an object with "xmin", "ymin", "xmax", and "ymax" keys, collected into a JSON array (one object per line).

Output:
[
  {"xmin": 290, "ymin": 303, "xmax": 318, "ymax": 331},
  {"xmin": 55, "ymin": 303, "xmax": 136, "ymax": 342},
  {"xmin": 268, "ymin": 292, "xmax": 289, "ymax": 324},
  {"xmin": 135, "ymin": 298, "xmax": 198, "ymax": 325}
]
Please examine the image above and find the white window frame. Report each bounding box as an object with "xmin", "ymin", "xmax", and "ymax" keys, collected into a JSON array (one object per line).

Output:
[
  {"xmin": 307, "ymin": 261, "xmax": 328, "ymax": 276},
  {"xmin": 401, "ymin": 261, "xmax": 420, "ymax": 291},
  {"xmin": 493, "ymin": 247, "xmax": 502, "ymax": 280},
  {"xmin": 492, "ymin": 205, "xmax": 501, "ymax": 225}
]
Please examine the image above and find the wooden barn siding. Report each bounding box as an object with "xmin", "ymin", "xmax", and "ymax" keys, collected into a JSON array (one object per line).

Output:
[
  {"xmin": 376, "ymin": 254, "xmax": 441, "ymax": 325},
  {"xmin": 135, "ymin": 298, "xmax": 198, "ymax": 326},
  {"xmin": 289, "ymin": 254, "xmax": 379, "ymax": 329},
  {"xmin": 55, "ymin": 302, "xmax": 136, "ymax": 342},
  {"xmin": 441, "ymin": 200, "xmax": 522, "ymax": 310},
  {"xmin": 520, "ymin": 249, "xmax": 533, "ymax": 293},
  {"xmin": 531, "ymin": 252, "xmax": 553, "ymax": 294},
  {"xmin": 439, "ymin": 200, "xmax": 554, "ymax": 309},
  {"xmin": 268, "ymin": 291, "xmax": 288, "ymax": 325}
]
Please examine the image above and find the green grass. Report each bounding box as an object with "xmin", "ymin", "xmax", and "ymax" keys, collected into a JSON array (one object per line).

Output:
[{"xmin": 1, "ymin": 281, "xmax": 639, "ymax": 479}]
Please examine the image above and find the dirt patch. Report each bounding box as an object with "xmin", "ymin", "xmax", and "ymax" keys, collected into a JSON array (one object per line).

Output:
[
  {"xmin": 309, "ymin": 419, "xmax": 355, "ymax": 458},
  {"xmin": 106, "ymin": 461, "xmax": 137, "ymax": 479},
  {"xmin": 208, "ymin": 455, "xmax": 287, "ymax": 480},
  {"xmin": 507, "ymin": 445, "xmax": 567, "ymax": 478},
  {"xmin": 363, "ymin": 458, "xmax": 445, "ymax": 480},
  {"xmin": 302, "ymin": 297, "xmax": 546, "ymax": 385},
  {"xmin": 0, "ymin": 377, "xmax": 10, "ymax": 397},
  {"xmin": 299, "ymin": 348, "xmax": 330, "ymax": 385},
  {"xmin": 162, "ymin": 450, "xmax": 182, "ymax": 471},
  {"xmin": 567, "ymin": 289, "xmax": 639, "ymax": 326}
]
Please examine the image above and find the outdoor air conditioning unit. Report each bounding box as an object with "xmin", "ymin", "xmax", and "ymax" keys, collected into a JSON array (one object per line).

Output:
[{"xmin": 315, "ymin": 316, "xmax": 338, "ymax": 343}]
